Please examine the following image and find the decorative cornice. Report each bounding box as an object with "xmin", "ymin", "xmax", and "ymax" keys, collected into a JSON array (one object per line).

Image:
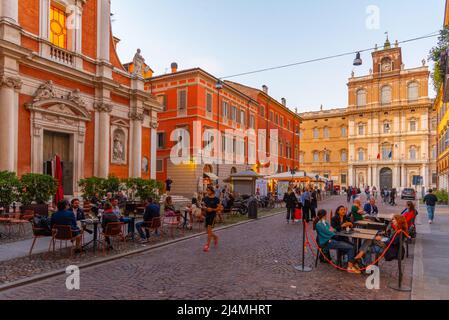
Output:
[
  {"xmin": 128, "ymin": 111, "xmax": 144, "ymax": 122},
  {"xmin": 94, "ymin": 102, "xmax": 113, "ymax": 113},
  {"xmin": 150, "ymin": 121, "xmax": 159, "ymax": 129},
  {"xmin": 0, "ymin": 75, "xmax": 23, "ymax": 90}
]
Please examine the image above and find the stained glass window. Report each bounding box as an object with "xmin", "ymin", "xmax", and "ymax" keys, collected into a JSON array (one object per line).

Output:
[{"xmin": 50, "ymin": 5, "xmax": 67, "ymax": 49}]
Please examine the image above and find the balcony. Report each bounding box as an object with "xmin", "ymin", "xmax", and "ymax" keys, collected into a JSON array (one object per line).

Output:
[{"xmin": 49, "ymin": 45, "xmax": 75, "ymax": 66}]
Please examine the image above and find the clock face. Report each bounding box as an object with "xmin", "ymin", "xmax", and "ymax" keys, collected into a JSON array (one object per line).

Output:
[{"xmin": 382, "ymin": 62, "xmax": 391, "ymax": 72}]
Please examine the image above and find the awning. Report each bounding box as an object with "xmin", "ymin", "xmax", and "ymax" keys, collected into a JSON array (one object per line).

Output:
[{"xmin": 204, "ymin": 172, "xmax": 219, "ymax": 181}]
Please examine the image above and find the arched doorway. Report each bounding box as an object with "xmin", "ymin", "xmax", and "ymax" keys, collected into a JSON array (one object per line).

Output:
[{"xmin": 380, "ymin": 167, "xmax": 393, "ymax": 189}]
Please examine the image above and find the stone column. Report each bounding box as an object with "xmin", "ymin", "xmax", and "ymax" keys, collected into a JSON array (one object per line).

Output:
[
  {"xmin": 372, "ymin": 166, "xmax": 378, "ymax": 189},
  {"xmin": 367, "ymin": 166, "xmax": 372, "ymax": 187},
  {"xmin": 129, "ymin": 111, "xmax": 143, "ymax": 178},
  {"xmin": 94, "ymin": 103, "xmax": 112, "ymax": 178},
  {"xmin": 150, "ymin": 120, "xmax": 158, "ymax": 179},
  {"xmin": 393, "ymin": 165, "xmax": 400, "ymax": 188},
  {"xmin": 348, "ymin": 165, "xmax": 354, "ymax": 186},
  {"xmin": 0, "ymin": 0, "xmax": 19, "ymax": 24},
  {"xmin": 97, "ymin": 0, "xmax": 110, "ymax": 62},
  {"xmin": 422, "ymin": 164, "xmax": 428, "ymax": 191},
  {"xmin": 401, "ymin": 165, "xmax": 407, "ymax": 189},
  {"xmin": 0, "ymin": 75, "xmax": 21, "ymax": 172}
]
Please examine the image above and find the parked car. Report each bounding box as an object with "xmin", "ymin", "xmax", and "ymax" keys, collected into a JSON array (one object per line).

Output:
[{"xmin": 401, "ymin": 188, "xmax": 416, "ymax": 200}]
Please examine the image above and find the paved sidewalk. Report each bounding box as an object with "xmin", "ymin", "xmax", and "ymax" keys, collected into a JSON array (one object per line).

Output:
[{"xmin": 412, "ymin": 205, "xmax": 449, "ymax": 300}]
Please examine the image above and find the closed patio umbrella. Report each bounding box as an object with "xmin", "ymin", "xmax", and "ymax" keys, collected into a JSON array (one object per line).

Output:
[{"xmin": 54, "ymin": 155, "xmax": 64, "ymax": 204}]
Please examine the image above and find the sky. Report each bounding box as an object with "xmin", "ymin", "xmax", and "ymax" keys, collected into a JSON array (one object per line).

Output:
[{"xmin": 111, "ymin": 0, "xmax": 445, "ymax": 112}]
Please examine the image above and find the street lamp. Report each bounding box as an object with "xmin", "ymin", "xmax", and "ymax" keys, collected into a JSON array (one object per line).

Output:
[
  {"xmin": 215, "ymin": 80, "xmax": 223, "ymax": 183},
  {"xmin": 353, "ymin": 52, "xmax": 363, "ymax": 66}
]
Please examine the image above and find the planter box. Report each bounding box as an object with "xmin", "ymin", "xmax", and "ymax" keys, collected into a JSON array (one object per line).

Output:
[{"xmin": 20, "ymin": 204, "xmax": 49, "ymax": 217}]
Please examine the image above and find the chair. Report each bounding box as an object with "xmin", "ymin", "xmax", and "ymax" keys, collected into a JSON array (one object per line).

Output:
[
  {"xmin": 143, "ymin": 217, "xmax": 162, "ymax": 239},
  {"xmin": 48, "ymin": 225, "xmax": 83, "ymax": 258},
  {"xmin": 314, "ymin": 236, "xmax": 343, "ymax": 268},
  {"xmin": 99, "ymin": 222, "xmax": 125, "ymax": 255},
  {"xmin": 162, "ymin": 213, "xmax": 182, "ymax": 238},
  {"xmin": 21, "ymin": 210, "xmax": 35, "ymax": 222},
  {"xmin": 29, "ymin": 223, "xmax": 51, "ymax": 257},
  {"xmin": 9, "ymin": 213, "xmax": 31, "ymax": 236}
]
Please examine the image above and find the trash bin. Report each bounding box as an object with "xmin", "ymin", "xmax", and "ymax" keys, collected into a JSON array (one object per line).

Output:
[{"xmin": 248, "ymin": 196, "xmax": 258, "ymax": 219}]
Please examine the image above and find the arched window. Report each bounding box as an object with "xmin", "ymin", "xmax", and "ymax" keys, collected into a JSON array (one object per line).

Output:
[
  {"xmin": 358, "ymin": 123, "xmax": 365, "ymax": 136},
  {"xmin": 381, "ymin": 86, "xmax": 392, "ymax": 105},
  {"xmin": 356, "ymin": 89, "xmax": 367, "ymax": 107},
  {"xmin": 409, "ymin": 146, "xmax": 417, "ymax": 160},
  {"xmin": 408, "ymin": 82, "xmax": 419, "ymax": 102},
  {"xmin": 50, "ymin": 3, "xmax": 68, "ymax": 49},
  {"xmin": 313, "ymin": 151, "xmax": 319, "ymax": 163},
  {"xmin": 341, "ymin": 150, "xmax": 348, "ymax": 162},
  {"xmin": 383, "ymin": 121, "xmax": 391, "ymax": 134},
  {"xmin": 358, "ymin": 149, "xmax": 365, "ymax": 161},
  {"xmin": 410, "ymin": 119, "xmax": 417, "ymax": 132}
]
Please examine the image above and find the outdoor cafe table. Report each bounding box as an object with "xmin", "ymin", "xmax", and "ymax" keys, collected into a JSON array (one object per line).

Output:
[
  {"xmin": 81, "ymin": 219, "xmax": 100, "ymax": 253},
  {"xmin": 377, "ymin": 213, "xmax": 394, "ymax": 221},
  {"xmin": 336, "ymin": 230, "xmax": 377, "ymax": 252},
  {"xmin": 355, "ymin": 219, "xmax": 388, "ymax": 231}
]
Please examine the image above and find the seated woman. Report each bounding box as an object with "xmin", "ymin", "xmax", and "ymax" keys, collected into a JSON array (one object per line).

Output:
[
  {"xmin": 349, "ymin": 198, "xmax": 366, "ymax": 223},
  {"xmin": 354, "ymin": 215, "xmax": 409, "ymax": 266},
  {"xmin": 314, "ymin": 209, "xmax": 361, "ymax": 274},
  {"xmin": 164, "ymin": 196, "xmax": 178, "ymax": 217},
  {"xmin": 401, "ymin": 201, "xmax": 417, "ymax": 230},
  {"xmin": 331, "ymin": 206, "xmax": 353, "ymax": 242}
]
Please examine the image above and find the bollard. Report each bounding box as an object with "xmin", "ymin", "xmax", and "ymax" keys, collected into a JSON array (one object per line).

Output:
[
  {"xmin": 388, "ymin": 232, "xmax": 411, "ymax": 292},
  {"xmin": 294, "ymin": 217, "xmax": 313, "ymax": 272}
]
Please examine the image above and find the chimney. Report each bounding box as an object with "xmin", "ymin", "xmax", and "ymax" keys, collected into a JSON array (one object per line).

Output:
[
  {"xmin": 281, "ymin": 98, "xmax": 286, "ymax": 106},
  {"xmin": 171, "ymin": 62, "xmax": 178, "ymax": 73},
  {"xmin": 262, "ymin": 85, "xmax": 268, "ymax": 94}
]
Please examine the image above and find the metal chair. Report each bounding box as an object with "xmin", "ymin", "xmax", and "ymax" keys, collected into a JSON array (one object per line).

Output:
[
  {"xmin": 99, "ymin": 222, "xmax": 125, "ymax": 255},
  {"xmin": 48, "ymin": 225, "xmax": 83, "ymax": 258}
]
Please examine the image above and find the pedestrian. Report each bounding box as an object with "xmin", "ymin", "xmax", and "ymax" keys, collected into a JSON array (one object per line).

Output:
[
  {"xmin": 283, "ymin": 187, "xmax": 298, "ymax": 224},
  {"xmin": 202, "ymin": 186, "xmax": 223, "ymax": 252},
  {"xmin": 390, "ymin": 188, "xmax": 397, "ymax": 206},
  {"xmin": 310, "ymin": 187, "xmax": 318, "ymax": 220},
  {"xmin": 423, "ymin": 189, "xmax": 438, "ymax": 224},
  {"xmin": 165, "ymin": 178, "xmax": 173, "ymax": 195},
  {"xmin": 301, "ymin": 188, "xmax": 311, "ymax": 222},
  {"xmin": 347, "ymin": 186, "xmax": 352, "ymax": 203}
]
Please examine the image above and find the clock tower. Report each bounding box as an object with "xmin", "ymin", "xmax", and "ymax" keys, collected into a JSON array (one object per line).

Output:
[{"xmin": 372, "ymin": 36, "xmax": 403, "ymax": 76}]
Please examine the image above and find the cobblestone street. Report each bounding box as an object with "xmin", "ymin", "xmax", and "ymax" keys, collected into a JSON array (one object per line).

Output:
[{"xmin": 0, "ymin": 195, "xmax": 412, "ymax": 300}]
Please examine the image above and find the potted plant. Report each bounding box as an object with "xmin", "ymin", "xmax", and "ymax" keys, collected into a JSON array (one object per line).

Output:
[
  {"xmin": 124, "ymin": 178, "xmax": 163, "ymax": 203},
  {"xmin": 429, "ymin": 26, "xmax": 449, "ymax": 91},
  {"xmin": 79, "ymin": 177, "xmax": 106, "ymax": 202},
  {"xmin": 19, "ymin": 173, "xmax": 57, "ymax": 216},
  {"xmin": 0, "ymin": 171, "xmax": 20, "ymax": 213}
]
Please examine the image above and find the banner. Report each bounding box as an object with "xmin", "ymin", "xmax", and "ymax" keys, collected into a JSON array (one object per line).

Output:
[
  {"xmin": 277, "ymin": 181, "xmax": 290, "ymax": 197},
  {"xmin": 255, "ymin": 179, "xmax": 268, "ymax": 197}
]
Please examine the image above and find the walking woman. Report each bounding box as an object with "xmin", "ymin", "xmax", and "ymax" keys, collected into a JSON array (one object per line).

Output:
[
  {"xmin": 283, "ymin": 187, "xmax": 298, "ymax": 224},
  {"xmin": 202, "ymin": 186, "xmax": 223, "ymax": 252}
]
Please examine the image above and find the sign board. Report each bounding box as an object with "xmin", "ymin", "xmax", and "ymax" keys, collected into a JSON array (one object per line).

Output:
[
  {"xmin": 277, "ymin": 181, "xmax": 290, "ymax": 197},
  {"xmin": 255, "ymin": 179, "xmax": 268, "ymax": 197},
  {"xmin": 412, "ymin": 175, "xmax": 423, "ymax": 186}
]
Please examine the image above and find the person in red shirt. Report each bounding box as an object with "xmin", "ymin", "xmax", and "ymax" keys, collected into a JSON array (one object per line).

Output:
[{"xmin": 401, "ymin": 201, "xmax": 417, "ymax": 230}]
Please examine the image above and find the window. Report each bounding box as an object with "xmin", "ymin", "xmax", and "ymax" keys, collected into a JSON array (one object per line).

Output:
[
  {"xmin": 287, "ymin": 120, "xmax": 291, "ymax": 131},
  {"xmin": 156, "ymin": 159, "xmax": 163, "ymax": 172},
  {"xmin": 341, "ymin": 126, "xmax": 347, "ymax": 137},
  {"xmin": 231, "ymin": 106, "xmax": 237, "ymax": 121},
  {"xmin": 341, "ymin": 174, "xmax": 347, "ymax": 184},
  {"xmin": 409, "ymin": 119, "xmax": 417, "ymax": 132},
  {"xmin": 356, "ymin": 89, "xmax": 367, "ymax": 107},
  {"xmin": 341, "ymin": 151, "xmax": 347, "ymax": 162},
  {"xmin": 432, "ymin": 145, "xmax": 437, "ymax": 160},
  {"xmin": 382, "ymin": 144, "xmax": 392, "ymax": 160},
  {"xmin": 260, "ymin": 106, "xmax": 265, "ymax": 118},
  {"xmin": 178, "ymin": 89, "xmax": 187, "ymax": 110},
  {"xmin": 313, "ymin": 128, "xmax": 319, "ymax": 139},
  {"xmin": 299, "ymin": 130, "xmax": 304, "ymax": 139},
  {"xmin": 240, "ymin": 110, "xmax": 246, "ymax": 125},
  {"xmin": 222, "ymin": 101, "xmax": 229, "ymax": 118},
  {"xmin": 269, "ymin": 111, "xmax": 274, "ymax": 122},
  {"xmin": 409, "ymin": 146, "xmax": 417, "ymax": 160},
  {"xmin": 206, "ymin": 92, "xmax": 213, "ymax": 113},
  {"xmin": 313, "ymin": 151, "xmax": 319, "ymax": 163},
  {"xmin": 299, "ymin": 152, "xmax": 304, "ymax": 164},
  {"xmin": 324, "ymin": 151, "xmax": 330, "ymax": 163},
  {"xmin": 157, "ymin": 95, "xmax": 167, "ymax": 111},
  {"xmin": 381, "ymin": 86, "xmax": 392, "ymax": 105},
  {"xmin": 323, "ymin": 127, "xmax": 330, "ymax": 139},
  {"xmin": 249, "ymin": 114, "xmax": 255, "ymax": 129},
  {"xmin": 157, "ymin": 133, "xmax": 165, "ymax": 149},
  {"xmin": 280, "ymin": 117, "xmax": 284, "ymax": 127},
  {"xmin": 358, "ymin": 149, "xmax": 365, "ymax": 161},
  {"xmin": 383, "ymin": 121, "xmax": 391, "ymax": 134},
  {"xmin": 408, "ymin": 82, "xmax": 419, "ymax": 102},
  {"xmin": 358, "ymin": 124, "xmax": 365, "ymax": 136},
  {"xmin": 50, "ymin": 4, "xmax": 68, "ymax": 49},
  {"xmin": 275, "ymin": 114, "xmax": 279, "ymax": 124}
]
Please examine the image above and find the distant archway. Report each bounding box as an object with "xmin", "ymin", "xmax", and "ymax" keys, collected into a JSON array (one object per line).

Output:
[{"xmin": 380, "ymin": 167, "xmax": 393, "ymax": 189}]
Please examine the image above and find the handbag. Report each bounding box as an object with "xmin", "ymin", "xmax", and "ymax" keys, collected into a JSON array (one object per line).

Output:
[{"xmin": 294, "ymin": 208, "xmax": 302, "ymax": 221}]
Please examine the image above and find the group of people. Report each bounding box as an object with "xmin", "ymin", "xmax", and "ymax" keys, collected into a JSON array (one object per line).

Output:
[
  {"xmin": 312, "ymin": 196, "xmax": 417, "ymax": 274},
  {"xmin": 283, "ymin": 186, "xmax": 319, "ymax": 224}
]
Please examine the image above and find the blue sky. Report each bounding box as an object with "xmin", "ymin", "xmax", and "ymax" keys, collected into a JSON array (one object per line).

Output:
[{"xmin": 111, "ymin": 0, "xmax": 445, "ymax": 112}]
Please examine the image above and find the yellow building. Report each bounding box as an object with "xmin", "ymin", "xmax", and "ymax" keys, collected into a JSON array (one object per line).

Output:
[
  {"xmin": 301, "ymin": 40, "xmax": 437, "ymax": 192},
  {"xmin": 436, "ymin": 0, "xmax": 449, "ymax": 191},
  {"xmin": 300, "ymin": 108, "xmax": 349, "ymax": 187}
]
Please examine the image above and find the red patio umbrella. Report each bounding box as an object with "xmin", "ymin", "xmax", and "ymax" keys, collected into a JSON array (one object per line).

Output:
[{"xmin": 54, "ymin": 155, "xmax": 64, "ymax": 205}]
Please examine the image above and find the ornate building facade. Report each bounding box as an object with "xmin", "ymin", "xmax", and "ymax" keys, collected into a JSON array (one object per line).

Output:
[
  {"xmin": 0, "ymin": 0, "xmax": 162, "ymax": 196},
  {"xmin": 301, "ymin": 40, "xmax": 437, "ymax": 192}
]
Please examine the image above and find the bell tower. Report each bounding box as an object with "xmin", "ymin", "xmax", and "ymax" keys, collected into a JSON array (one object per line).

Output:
[{"xmin": 372, "ymin": 35, "xmax": 403, "ymax": 76}]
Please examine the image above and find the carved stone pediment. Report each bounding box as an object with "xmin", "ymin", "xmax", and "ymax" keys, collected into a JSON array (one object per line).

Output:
[{"xmin": 26, "ymin": 81, "xmax": 91, "ymax": 121}]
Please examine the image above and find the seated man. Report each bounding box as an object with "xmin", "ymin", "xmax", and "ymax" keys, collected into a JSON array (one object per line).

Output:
[
  {"xmin": 136, "ymin": 198, "xmax": 160, "ymax": 243},
  {"xmin": 111, "ymin": 198, "xmax": 134, "ymax": 238},
  {"xmin": 51, "ymin": 200, "xmax": 82, "ymax": 252},
  {"xmin": 101, "ymin": 202, "xmax": 120, "ymax": 250},
  {"xmin": 363, "ymin": 198, "xmax": 379, "ymax": 217},
  {"xmin": 71, "ymin": 198, "xmax": 93, "ymax": 235}
]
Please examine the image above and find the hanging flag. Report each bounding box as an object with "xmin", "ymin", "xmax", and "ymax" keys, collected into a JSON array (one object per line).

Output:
[
  {"xmin": 54, "ymin": 155, "xmax": 64, "ymax": 205},
  {"xmin": 377, "ymin": 153, "xmax": 381, "ymax": 160},
  {"xmin": 388, "ymin": 151, "xmax": 393, "ymax": 159}
]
